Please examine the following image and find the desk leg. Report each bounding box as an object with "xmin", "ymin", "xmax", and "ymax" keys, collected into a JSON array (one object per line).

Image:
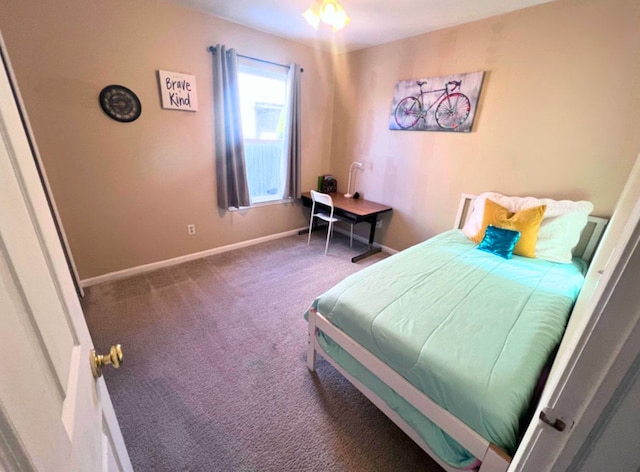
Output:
[{"xmin": 351, "ymin": 215, "xmax": 382, "ymax": 263}]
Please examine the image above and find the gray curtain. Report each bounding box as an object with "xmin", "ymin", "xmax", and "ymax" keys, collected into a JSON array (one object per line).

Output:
[
  {"xmin": 212, "ymin": 44, "xmax": 250, "ymax": 209},
  {"xmin": 282, "ymin": 63, "xmax": 302, "ymax": 199}
]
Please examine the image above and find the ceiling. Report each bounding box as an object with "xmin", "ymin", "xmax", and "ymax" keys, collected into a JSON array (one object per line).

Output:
[{"xmin": 169, "ymin": 0, "xmax": 553, "ymax": 52}]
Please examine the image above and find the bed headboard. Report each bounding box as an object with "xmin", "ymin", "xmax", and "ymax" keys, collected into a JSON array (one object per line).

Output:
[{"xmin": 454, "ymin": 193, "xmax": 609, "ymax": 262}]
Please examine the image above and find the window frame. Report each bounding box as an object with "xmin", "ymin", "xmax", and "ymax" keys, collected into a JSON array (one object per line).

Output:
[{"xmin": 237, "ymin": 60, "xmax": 290, "ymax": 206}]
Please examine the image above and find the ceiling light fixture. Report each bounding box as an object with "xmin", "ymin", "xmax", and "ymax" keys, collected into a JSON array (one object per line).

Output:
[{"xmin": 302, "ymin": 0, "xmax": 351, "ymax": 32}]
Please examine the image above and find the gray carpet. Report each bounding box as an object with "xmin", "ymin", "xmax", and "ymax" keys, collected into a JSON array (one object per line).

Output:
[{"xmin": 83, "ymin": 232, "xmax": 445, "ymax": 472}]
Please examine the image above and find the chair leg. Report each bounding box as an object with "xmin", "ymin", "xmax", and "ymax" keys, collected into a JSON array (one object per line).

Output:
[
  {"xmin": 307, "ymin": 217, "xmax": 314, "ymax": 246},
  {"xmin": 350, "ymin": 224, "xmax": 353, "ymax": 247},
  {"xmin": 324, "ymin": 221, "xmax": 332, "ymax": 255}
]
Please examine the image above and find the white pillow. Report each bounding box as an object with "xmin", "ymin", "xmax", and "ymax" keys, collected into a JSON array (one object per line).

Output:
[{"xmin": 462, "ymin": 192, "xmax": 593, "ymax": 263}]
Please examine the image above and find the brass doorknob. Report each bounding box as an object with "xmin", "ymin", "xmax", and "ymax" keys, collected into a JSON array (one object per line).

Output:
[{"xmin": 90, "ymin": 344, "xmax": 123, "ymax": 379}]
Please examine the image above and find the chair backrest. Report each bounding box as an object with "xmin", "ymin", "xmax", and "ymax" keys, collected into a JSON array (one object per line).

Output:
[{"xmin": 310, "ymin": 190, "xmax": 334, "ymax": 209}]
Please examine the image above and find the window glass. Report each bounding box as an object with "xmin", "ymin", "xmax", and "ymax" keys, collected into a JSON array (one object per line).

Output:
[{"xmin": 238, "ymin": 63, "xmax": 288, "ymax": 203}]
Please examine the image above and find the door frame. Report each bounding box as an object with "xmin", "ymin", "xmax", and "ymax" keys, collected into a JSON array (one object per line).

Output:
[
  {"xmin": 0, "ymin": 31, "xmax": 132, "ymax": 471},
  {"xmin": 0, "ymin": 32, "xmax": 83, "ymax": 297},
  {"xmin": 511, "ymin": 154, "xmax": 640, "ymax": 471}
]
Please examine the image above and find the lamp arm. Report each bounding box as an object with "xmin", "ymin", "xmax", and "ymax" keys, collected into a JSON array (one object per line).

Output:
[
  {"xmin": 345, "ymin": 170, "xmax": 353, "ymax": 197},
  {"xmin": 344, "ymin": 162, "xmax": 363, "ymax": 198}
]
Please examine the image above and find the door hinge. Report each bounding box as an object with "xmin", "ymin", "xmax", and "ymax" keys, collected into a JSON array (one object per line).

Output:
[{"xmin": 539, "ymin": 407, "xmax": 575, "ymax": 433}]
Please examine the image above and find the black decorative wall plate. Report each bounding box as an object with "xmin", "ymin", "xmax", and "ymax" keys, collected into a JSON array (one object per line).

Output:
[{"xmin": 99, "ymin": 85, "xmax": 141, "ymax": 122}]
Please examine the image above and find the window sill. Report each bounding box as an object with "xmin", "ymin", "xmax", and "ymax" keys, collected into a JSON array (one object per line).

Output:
[{"xmin": 228, "ymin": 197, "xmax": 296, "ymax": 212}]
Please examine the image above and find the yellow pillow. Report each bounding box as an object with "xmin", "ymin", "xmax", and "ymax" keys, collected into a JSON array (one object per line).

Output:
[{"xmin": 472, "ymin": 199, "xmax": 547, "ymax": 258}]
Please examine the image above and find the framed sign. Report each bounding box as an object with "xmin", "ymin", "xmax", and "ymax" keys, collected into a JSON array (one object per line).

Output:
[
  {"xmin": 389, "ymin": 71, "xmax": 485, "ymax": 132},
  {"xmin": 157, "ymin": 70, "xmax": 198, "ymax": 111}
]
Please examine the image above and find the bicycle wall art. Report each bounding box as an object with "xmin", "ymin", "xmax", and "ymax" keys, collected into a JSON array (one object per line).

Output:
[{"xmin": 389, "ymin": 71, "xmax": 485, "ymax": 132}]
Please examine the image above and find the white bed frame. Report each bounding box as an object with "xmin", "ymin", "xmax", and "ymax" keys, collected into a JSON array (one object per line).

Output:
[{"xmin": 307, "ymin": 194, "xmax": 608, "ymax": 472}]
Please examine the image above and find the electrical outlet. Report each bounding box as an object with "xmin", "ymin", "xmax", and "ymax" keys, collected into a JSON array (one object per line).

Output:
[
  {"xmin": 187, "ymin": 224, "xmax": 196, "ymax": 235},
  {"xmin": 375, "ymin": 220, "xmax": 383, "ymax": 229}
]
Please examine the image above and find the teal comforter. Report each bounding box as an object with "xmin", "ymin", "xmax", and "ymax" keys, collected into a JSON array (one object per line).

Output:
[{"xmin": 306, "ymin": 230, "xmax": 586, "ymax": 468}]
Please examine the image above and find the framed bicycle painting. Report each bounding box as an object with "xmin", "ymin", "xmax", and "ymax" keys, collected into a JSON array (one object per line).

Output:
[{"xmin": 389, "ymin": 71, "xmax": 485, "ymax": 132}]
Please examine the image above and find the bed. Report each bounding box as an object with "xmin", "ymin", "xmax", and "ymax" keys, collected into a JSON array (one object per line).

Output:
[{"xmin": 304, "ymin": 193, "xmax": 608, "ymax": 472}]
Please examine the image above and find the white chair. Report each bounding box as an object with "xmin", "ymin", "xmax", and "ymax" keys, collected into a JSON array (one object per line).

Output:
[{"xmin": 307, "ymin": 190, "xmax": 353, "ymax": 255}]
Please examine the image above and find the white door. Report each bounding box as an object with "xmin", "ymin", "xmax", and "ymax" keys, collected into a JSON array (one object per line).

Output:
[
  {"xmin": 0, "ymin": 37, "xmax": 133, "ymax": 471},
  {"xmin": 511, "ymin": 153, "xmax": 640, "ymax": 471}
]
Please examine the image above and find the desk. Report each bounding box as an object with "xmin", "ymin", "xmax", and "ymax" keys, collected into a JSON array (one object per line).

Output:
[{"xmin": 301, "ymin": 192, "xmax": 392, "ymax": 262}]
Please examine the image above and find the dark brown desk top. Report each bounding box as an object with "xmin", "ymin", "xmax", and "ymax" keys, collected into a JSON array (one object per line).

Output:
[{"xmin": 302, "ymin": 192, "xmax": 392, "ymax": 217}]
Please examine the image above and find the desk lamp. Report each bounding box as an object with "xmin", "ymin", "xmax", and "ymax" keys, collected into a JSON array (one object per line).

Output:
[{"xmin": 344, "ymin": 161, "xmax": 364, "ymax": 198}]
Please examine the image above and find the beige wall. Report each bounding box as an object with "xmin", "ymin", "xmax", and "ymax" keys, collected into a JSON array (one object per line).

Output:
[
  {"xmin": 0, "ymin": 0, "xmax": 335, "ymax": 279},
  {"xmin": 330, "ymin": 0, "xmax": 640, "ymax": 251},
  {"xmin": 2, "ymin": 0, "xmax": 640, "ymax": 279}
]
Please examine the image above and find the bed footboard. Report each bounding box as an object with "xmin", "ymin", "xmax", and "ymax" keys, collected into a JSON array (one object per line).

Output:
[{"xmin": 306, "ymin": 307, "xmax": 510, "ymax": 472}]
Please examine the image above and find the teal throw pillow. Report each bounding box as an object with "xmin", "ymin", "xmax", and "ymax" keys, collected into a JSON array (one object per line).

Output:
[{"xmin": 477, "ymin": 225, "xmax": 521, "ymax": 259}]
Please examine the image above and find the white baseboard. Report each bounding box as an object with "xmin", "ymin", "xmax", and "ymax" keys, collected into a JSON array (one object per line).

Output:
[
  {"xmin": 383, "ymin": 245, "xmax": 399, "ymax": 255},
  {"xmin": 333, "ymin": 226, "xmax": 398, "ymax": 255},
  {"xmin": 81, "ymin": 226, "xmax": 398, "ymax": 288},
  {"xmin": 80, "ymin": 227, "xmax": 308, "ymax": 288}
]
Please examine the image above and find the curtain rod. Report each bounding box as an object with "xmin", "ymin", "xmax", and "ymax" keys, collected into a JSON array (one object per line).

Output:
[{"xmin": 208, "ymin": 46, "xmax": 303, "ymax": 72}]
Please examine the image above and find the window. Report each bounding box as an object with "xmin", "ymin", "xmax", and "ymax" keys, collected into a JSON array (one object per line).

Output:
[{"xmin": 238, "ymin": 62, "xmax": 288, "ymax": 204}]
